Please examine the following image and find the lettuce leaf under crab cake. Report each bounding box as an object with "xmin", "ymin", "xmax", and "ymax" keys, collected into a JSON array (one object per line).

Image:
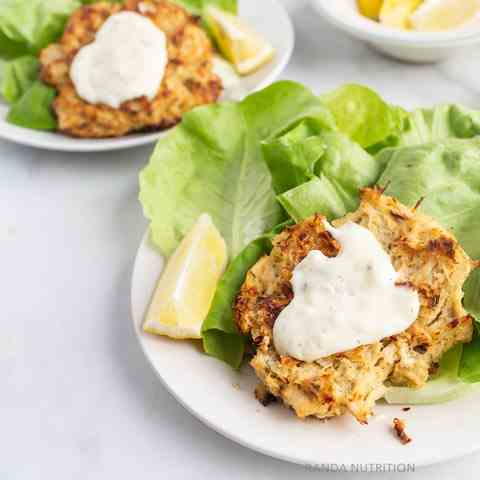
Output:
[
  {"xmin": 0, "ymin": 59, "xmax": 5, "ymax": 90},
  {"xmin": 385, "ymin": 344, "xmax": 474, "ymax": 404},
  {"xmin": 373, "ymin": 104, "xmax": 480, "ymax": 152},
  {"xmin": 80, "ymin": 0, "xmax": 123, "ymax": 3},
  {"xmin": 320, "ymin": 83, "xmax": 407, "ymax": 149},
  {"xmin": 139, "ymin": 81, "xmax": 335, "ymax": 258},
  {"xmin": 261, "ymin": 84, "xmax": 407, "ymax": 221},
  {"xmin": 264, "ymin": 129, "xmax": 383, "ymax": 222},
  {"xmin": 261, "ymin": 120, "xmax": 326, "ymax": 195},
  {"xmin": 202, "ymin": 220, "xmax": 292, "ymax": 368},
  {"xmin": 378, "ymin": 138, "xmax": 480, "ymax": 259},
  {"xmin": 6, "ymin": 80, "xmax": 56, "ymax": 130},
  {"xmin": 0, "ymin": 55, "xmax": 57, "ymax": 130},
  {"xmin": 0, "ymin": 0, "xmax": 82, "ymax": 60},
  {"xmin": 0, "ymin": 56, "xmax": 39, "ymax": 104},
  {"xmin": 174, "ymin": 0, "xmax": 237, "ymax": 15}
]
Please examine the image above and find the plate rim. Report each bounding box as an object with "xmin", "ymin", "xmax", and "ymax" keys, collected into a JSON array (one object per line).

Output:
[{"xmin": 0, "ymin": 0, "xmax": 294, "ymax": 153}]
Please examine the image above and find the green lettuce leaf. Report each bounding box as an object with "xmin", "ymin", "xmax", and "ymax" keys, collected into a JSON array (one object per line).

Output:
[
  {"xmin": 175, "ymin": 0, "xmax": 237, "ymax": 14},
  {"xmin": 80, "ymin": 0, "xmax": 123, "ymax": 3},
  {"xmin": 262, "ymin": 120, "xmax": 327, "ymax": 195},
  {"xmin": 321, "ymin": 84, "xmax": 406, "ymax": 149},
  {"xmin": 459, "ymin": 274, "xmax": 480, "ymax": 382},
  {"xmin": 261, "ymin": 84, "xmax": 404, "ymax": 223},
  {"xmin": 271, "ymin": 131, "xmax": 381, "ymax": 222},
  {"xmin": 1, "ymin": 57, "xmax": 57, "ymax": 130},
  {"xmin": 464, "ymin": 270, "xmax": 480, "ymax": 321},
  {"xmin": 1, "ymin": 55, "xmax": 39, "ymax": 104},
  {"xmin": 278, "ymin": 176, "xmax": 349, "ymax": 222},
  {"xmin": 459, "ymin": 329, "xmax": 480, "ymax": 383},
  {"xmin": 378, "ymin": 138, "xmax": 480, "ymax": 259},
  {"xmin": 202, "ymin": 221, "xmax": 291, "ymax": 368},
  {"xmin": 0, "ymin": 0, "xmax": 81, "ymax": 60},
  {"xmin": 385, "ymin": 345, "xmax": 473, "ymax": 404},
  {"xmin": 370, "ymin": 104, "xmax": 480, "ymax": 154},
  {"xmin": 7, "ymin": 81, "xmax": 56, "ymax": 130},
  {"xmin": 0, "ymin": 59, "xmax": 5, "ymax": 90},
  {"xmin": 139, "ymin": 81, "xmax": 334, "ymax": 258}
]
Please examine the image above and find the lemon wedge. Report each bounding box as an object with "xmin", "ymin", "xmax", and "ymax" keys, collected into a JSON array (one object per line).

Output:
[
  {"xmin": 410, "ymin": 0, "xmax": 480, "ymax": 31},
  {"xmin": 143, "ymin": 214, "xmax": 227, "ymax": 339},
  {"xmin": 379, "ymin": 0, "xmax": 423, "ymax": 29},
  {"xmin": 204, "ymin": 6, "xmax": 275, "ymax": 75},
  {"xmin": 357, "ymin": 0, "xmax": 384, "ymax": 20}
]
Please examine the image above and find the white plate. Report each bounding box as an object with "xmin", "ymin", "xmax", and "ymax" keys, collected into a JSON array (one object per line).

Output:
[
  {"xmin": 0, "ymin": 0, "xmax": 293, "ymax": 152},
  {"xmin": 131, "ymin": 230, "xmax": 480, "ymax": 469}
]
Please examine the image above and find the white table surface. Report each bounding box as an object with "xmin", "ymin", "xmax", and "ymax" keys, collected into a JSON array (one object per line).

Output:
[{"xmin": 2, "ymin": 1, "xmax": 480, "ymax": 478}]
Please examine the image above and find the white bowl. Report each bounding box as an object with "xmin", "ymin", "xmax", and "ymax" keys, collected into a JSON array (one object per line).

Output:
[{"xmin": 311, "ymin": 0, "xmax": 480, "ymax": 63}]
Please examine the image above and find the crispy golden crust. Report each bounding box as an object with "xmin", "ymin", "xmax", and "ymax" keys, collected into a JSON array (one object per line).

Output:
[
  {"xmin": 235, "ymin": 189, "xmax": 476, "ymax": 423},
  {"xmin": 39, "ymin": 0, "xmax": 222, "ymax": 138}
]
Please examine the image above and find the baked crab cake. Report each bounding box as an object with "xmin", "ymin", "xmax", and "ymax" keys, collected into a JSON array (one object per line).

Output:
[
  {"xmin": 39, "ymin": 0, "xmax": 222, "ymax": 138},
  {"xmin": 235, "ymin": 188, "xmax": 476, "ymax": 423}
]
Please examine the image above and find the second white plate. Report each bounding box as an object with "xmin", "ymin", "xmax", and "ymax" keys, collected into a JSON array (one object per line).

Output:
[{"xmin": 0, "ymin": 0, "xmax": 294, "ymax": 152}]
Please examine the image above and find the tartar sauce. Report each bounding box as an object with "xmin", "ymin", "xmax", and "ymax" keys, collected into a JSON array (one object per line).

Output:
[
  {"xmin": 70, "ymin": 12, "xmax": 167, "ymax": 109},
  {"xmin": 273, "ymin": 221, "xmax": 420, "ymax": 362}
]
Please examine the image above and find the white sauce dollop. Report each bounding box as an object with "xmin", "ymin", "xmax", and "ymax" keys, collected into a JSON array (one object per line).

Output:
[
  {"xmin": 70, "ymin": 12, "xmax": 167, "ymax": 109},
  {"xmin": 273, "ymin": 221, "xmax": 420, "ymax": 362}
]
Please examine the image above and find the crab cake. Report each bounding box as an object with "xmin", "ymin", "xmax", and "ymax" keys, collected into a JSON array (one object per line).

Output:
[
  {"xmin": 235, "ymin": 189, "xmax": 476, "ymax": 423},
  {"xmin": 39, "ymin": 0, "xmax": 222, "ymax": 138}
]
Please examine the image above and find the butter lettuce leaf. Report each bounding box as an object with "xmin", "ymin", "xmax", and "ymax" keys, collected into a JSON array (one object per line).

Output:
[
  {"xmin": 459, "ymin": 328, "xmax": 480, "ymax": 383},
  {"xmin": 464, "ymin": 270, "xmax": 480, "ymax": 322},
  {"xmin": 202, "ymin": 221, "xmax": 291, "ymax": 368},
  {"xmin": 385, "ymin": 345, "xmax": 474, "ymax": 404},
  {"xmin": 80, "ymin": 0, "xmax": 123, "ymax": 3},
  {"xmin": 460, "ymin": 274, "xmax": 480, "ymax": 382},
  {"xmin": 262, "ymin": 121, "xmax": 326, "ymax": 195},
  {"xmin": 7, "ymin": 81, "xmax": 56, "ymax": 130},
  {"xmin": 321, "ymin": 84, "xmax": 407, "ymax": 148},
  {"xmin": 267, "ymin": 130, "xmax": 382, "ymax": 222},
  {"xmin": 139, "ymin": 81, "xmax": 334, "ymax": 258},
  {"xmin": 0, "ymin": 56, "xmax": 57, "ymax": 130},
  {"xmin": 175, "ymin": 0, "xmax": 237, "ymax": 14},
  {"xmin": 0, "ymin": 0, "xmax": 81, "ymax": 60},
  {"xmin": 375, "ymin": 104, "xmax": 480, "ymax": 151},
  {"xmin": 378, "ymin": 139, "xmax": 480, "ymax": 259},
  {"xmin": 1, "ymin": 55, "xmax": 39, "ymax": 104},
  {"xmin": 278, "ymin": 176, "xmax": 350, "ymax": 222},
  {"xmin": 262, "ymin": 84, "xmax": 404, "ymax": 221}
]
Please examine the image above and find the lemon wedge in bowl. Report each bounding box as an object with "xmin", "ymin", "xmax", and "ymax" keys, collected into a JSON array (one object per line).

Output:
[
  {"xmin": 357, "ymin": 0, "xmax": 384, "ymax": 20},
  {"xmin": 143, "ymin": 214, "xmax": 227, "ymax": 339},
  {"xmin": 204, "ymin": 6, "xmax": 275, "ymax": 75},
  {"xmin": 410, "ymin": 0, "xmax": 480, "ymax": 31},
  {"xmin": 379, "ymin": 0, "xmax": 423, "ymax": 29}
]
